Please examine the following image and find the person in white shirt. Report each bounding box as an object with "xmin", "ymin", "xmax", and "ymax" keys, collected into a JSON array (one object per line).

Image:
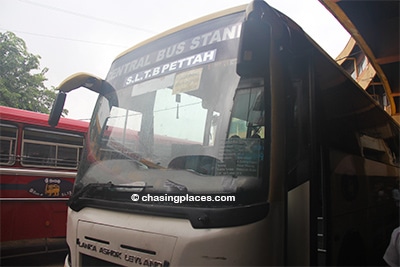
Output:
[{"xmin": 383, "ymin": 226, "xmax": 400, "ymax": 267}]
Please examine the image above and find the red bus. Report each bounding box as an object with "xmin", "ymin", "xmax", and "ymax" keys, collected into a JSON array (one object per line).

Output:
[{"xmin": 0, "ymin": 106, "xmax": 88, "ymax": 257}]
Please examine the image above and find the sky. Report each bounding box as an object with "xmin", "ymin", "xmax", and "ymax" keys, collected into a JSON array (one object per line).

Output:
[{"xmin": 0, "ymin": 0, "xmax": 350, "ymax": 121}]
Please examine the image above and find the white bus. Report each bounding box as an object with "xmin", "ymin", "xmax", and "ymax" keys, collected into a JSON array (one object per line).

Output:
[{"xmin": 49, "ymin": 1, "xmax": 399, "ymax": 266}]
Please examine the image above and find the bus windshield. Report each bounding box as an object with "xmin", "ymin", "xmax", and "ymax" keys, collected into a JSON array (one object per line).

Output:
[{"xmin": 74, "ymin": 10, "xmax": 267, "ymax": 207}]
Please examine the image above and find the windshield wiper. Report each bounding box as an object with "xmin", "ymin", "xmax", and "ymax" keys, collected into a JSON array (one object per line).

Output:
[
  {"xmin": 68, "ymin": 181, "xmax": 152, "ymax": 208},
  {"xmin": 109, "ymin": 181, "xmax": 152, "ymax": 192}
]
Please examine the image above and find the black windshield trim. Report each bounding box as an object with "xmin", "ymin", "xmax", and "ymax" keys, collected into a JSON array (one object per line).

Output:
[{"xmin": 69, "ymin": 198, "xmax": 269, "ymax": 228}]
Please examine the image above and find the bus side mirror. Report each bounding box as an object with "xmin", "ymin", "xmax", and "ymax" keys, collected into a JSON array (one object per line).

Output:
[
  {"xmin": 48, "ymin": 72, "xmax": 119, "ymax": 127},
  {"xmin": 237, "ymin": 0, "xmax": 271, "ymax": 78},
  {"xmin": 48, "ymin": 91, "xmax": 66, "ymax": 127}
]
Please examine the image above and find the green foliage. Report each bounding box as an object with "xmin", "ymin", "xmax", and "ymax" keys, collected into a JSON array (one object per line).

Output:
[{"xmin": 0, "ymin": 31, "xmax": 57, "ymax": 113}]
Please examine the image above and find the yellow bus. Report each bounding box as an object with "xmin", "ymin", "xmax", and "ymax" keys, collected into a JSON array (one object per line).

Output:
[{"xmin": 49, "ymin": 1, "xmax": 399, "ymax": 266}]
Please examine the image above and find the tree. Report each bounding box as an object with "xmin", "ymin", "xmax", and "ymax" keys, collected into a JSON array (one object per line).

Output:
[{"xmin": 0, "ymin": 31, "xmax": 57, "ymax": 113}]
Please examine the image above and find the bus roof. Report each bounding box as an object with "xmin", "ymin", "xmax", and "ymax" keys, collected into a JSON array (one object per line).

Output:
[
  {"xmin": 0, "ymin": 106, "xmax": 89, "ymax": 133},
  {"xmin": 114, "ymin": 4, "xmax": 247, "ymax": 61}
]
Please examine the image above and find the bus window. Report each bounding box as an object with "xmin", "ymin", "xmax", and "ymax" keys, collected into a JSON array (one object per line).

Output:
[
  {"xmin": 21, "ymin": 127, "xmax": 83, "ymax": 168},
  {"xmin": 0, "ymin": 124, "xmax": 17, "ymax": 165},
  {"xmin": 98, "ymin": 106, "xmax": 142, "ymax": 161},
  {"xmin": 154, "ymin": 87, "xmax": 206, "ymax": 144},
  {"xmin": 222, "ymin": 83, "xmax": 265, "ymax": 178},
  {"xmin": 58, "ymin": 146, "xmax": 82, "ymax": 168},
  {"xmin": 22, "ymin": 142, "xmax": 56, "ymax": 166},
  {"xmin": 228, "ymin": 85, "xmax": 265, "ymax": 139}
]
